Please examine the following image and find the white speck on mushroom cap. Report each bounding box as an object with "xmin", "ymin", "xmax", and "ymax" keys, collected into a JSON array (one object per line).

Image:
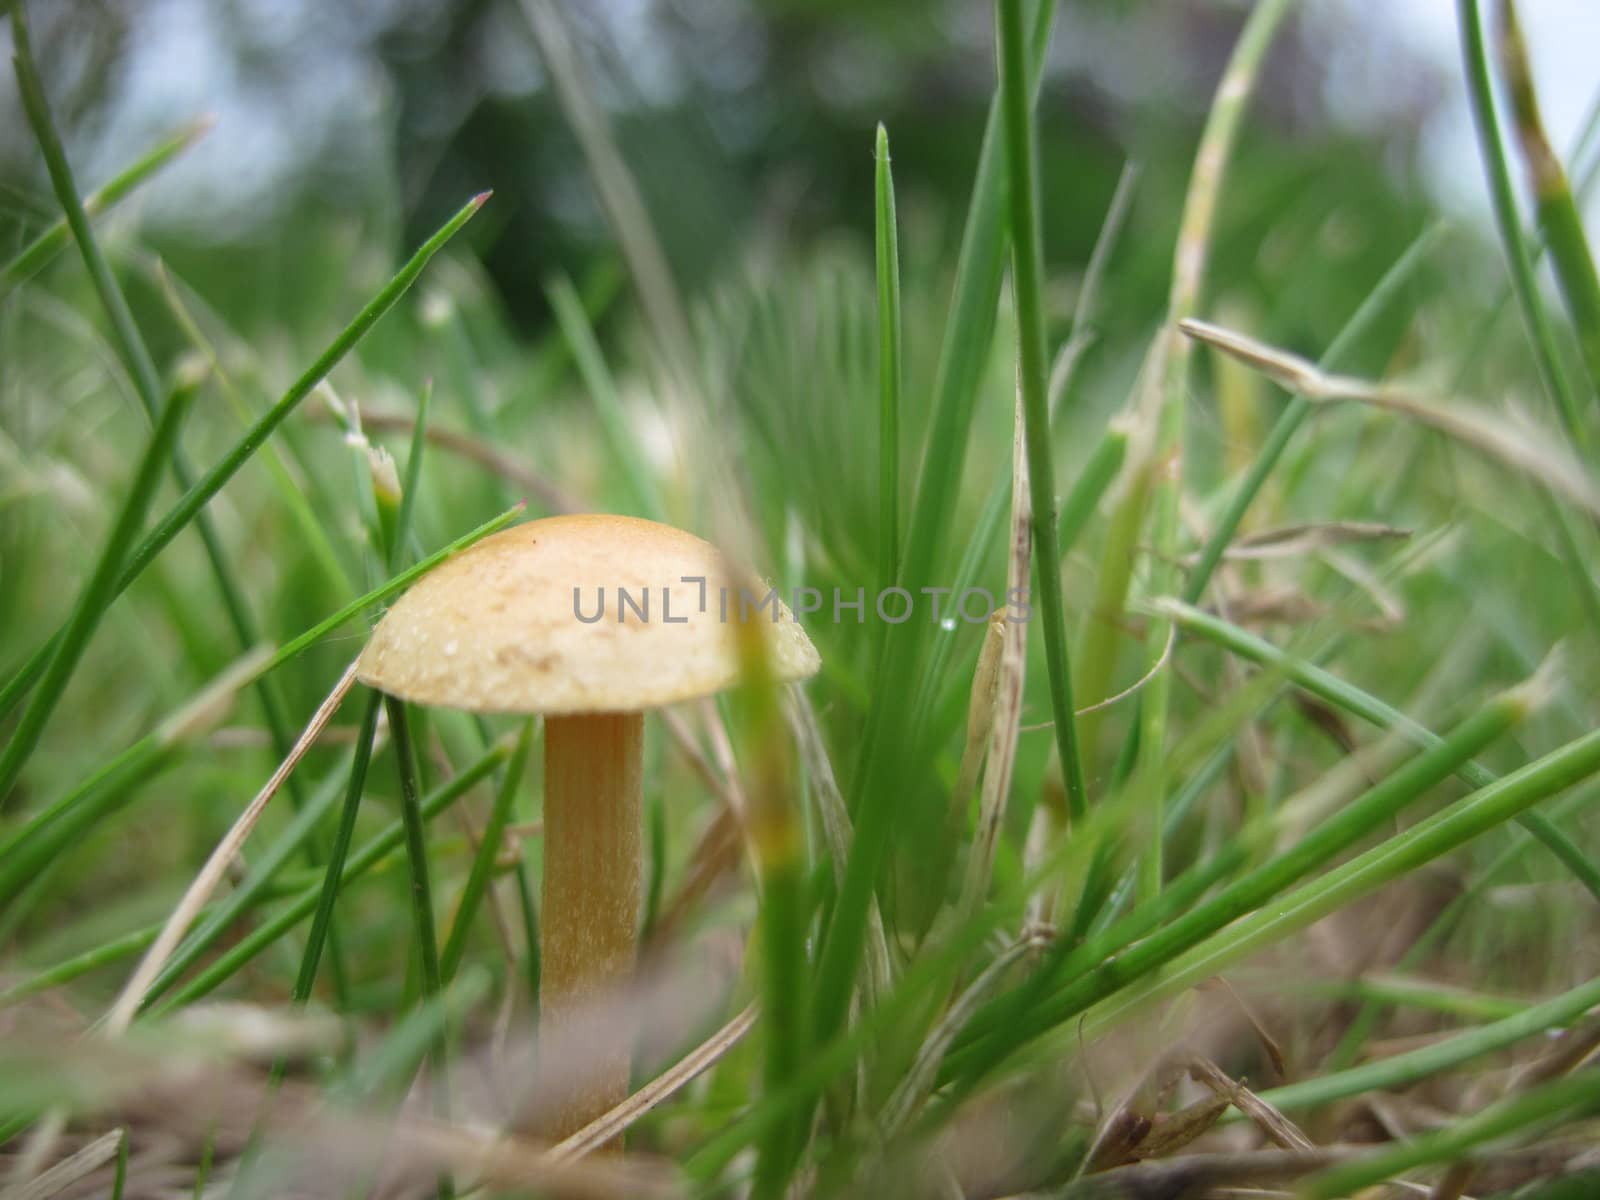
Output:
[{"xmin": 356, "ymin": 513, "xmax": 822, "ymax": 714}]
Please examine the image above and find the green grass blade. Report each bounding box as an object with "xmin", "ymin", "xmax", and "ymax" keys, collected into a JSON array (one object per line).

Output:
[
  {"xmin": 110, "ymin": 1129, "xmax": 128, "ymax": 1200},
  {"xmin": 1302, "ymin": 1071, "xmax": 1600, "ymax": 1199},
  {"xmin": 149, "ymin": 743, "xmax": 507, "ymax": 1013},
  {"xmin": 8, "ymin": 10, "xmax": 315, "ymax": 830},
  {"xmin": 267, "ymin": 504, "xmax": 521, "ymax": 672},
  {"xmin": 948, "ymin": 682, "xmax": 1532, "ymax": 1083},
  {"xmin": 1495, "ymin": 0, "xmax": 1600, "ymax": 402},
  {"xmin": 1091, "ymin": 723, "xmax": 1600, "ymax": 1040},
  {"xmin": 384, "ymin": 699, "xmax": 445, "ymax": 1024},
  {"xmin": 874, "ymin": 122, "xmax": 903, "ymax": 599},
  {"xmin": 0, "ymin": 373, "xmax": 199, "ymax": 806},
  {"xmin": 1459, "ymin": 0, "xmax": 1587, "ymax": 448},
  {"xmin": 0, "ymin": 117, "xmax": 209, "ymax": 294},
  {"xmin": 153, "ymin": 264, "xmax": 355, "ymax": 596},
  {"xmin": 0, "ymin": 741, "xmax": 174, "ymax": 909},
  {"xmin": 1057, "ymin": 422, "xmax": 1128, "ymax": 560},
  {"xmin": 11, "ymin": 8, "xmax": 164, "ymax": 413},
  {"xmin": 0, "ymin": 922, "xmax": 160, "ymax": 1007},
  {"xmin": 338, "ymin": 965, "xmax": 491, "ymax": 1101},
  {"xmin": 808, "ymin": 0, "xmax": 1055, "ymax": 1078},
  {"xmin": 1134, "ymin": 0, "xmax": 1295, "ymax": 898},
  {"xmin": 438, "ymin": 719, "xmax": 532, "ymax": 983},
  {"xmin": 391, "ymin": 380, "xmax": 433, "ymax": 572},
  {"xmin": 999, "ymin": 0, "xmax": 1088, "ymax": 820},
  {"xmin": 0, "ymin": 191, "xmax": 491, "ymax": 725},
  {"xmin": 1158, "ymin": 598, "xmax": 1600, "ymax": 904},
  {"xmin": 0, "ymin": 506, "xmax": 516, "ymax": 917},
  {"xmin": 289, "ymin": 694, "xmax": 382, "ymax": 1006},
  {"xmin": 133, "ymin": 754, "xmax": 355, "ymax": 1007},
  {"xmin": 545, "ymin": 271, "xmax": 664, "ymax": 519},
  {"xmin": 1260, "ymin": 970, "xmax": 1600, "ymax": 1117}
]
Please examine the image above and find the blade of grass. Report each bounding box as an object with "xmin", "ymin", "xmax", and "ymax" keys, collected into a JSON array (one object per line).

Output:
[
  {"xmin": 142, "ymin": 749, "xmax": 357, "ymax": 1006},
  {"xmin": 1087, "ymin": 716, "xmax": 1600, "ymax": 1044},
  {"xmin": 999, "ymin": 0, "xmax": 1088, "ymax": 820},
  {"xmin": 744, "ymin": 624, "xmax": 815, "ymax": 1196},
  {"xmin": 337, "ymin": 965, "xmax": 492, "ymax": 1102},
  {"xmin": 1302, "ymin": 1070, "xmax": 1600, "ymax": 1199},
  {"xmin": 1460, "ymin": 0, "xmax": 1587, "ymax": 447},
  {"xmin": 0, "ymin": 739, "xmax": 176, "ymax": 909},
  {"xmin": 809, "ymin": 0, "xmax": 1055, "ymax": 1084},
  {"xmin": 152, "ymin": 262, "xmax": 354, "ymax": 595},
  {"xmin": 0, "ymin": 506, "xmax": 519, "ymax": 889},
  {"xmin": 110, "ymin": 1129, "xmax": 127, "ymax": 1200},
  {"xmin": 149, "ymin": 741, "xmax": 507, "ymax": 1013},
  {"xmin": 439, "ymin": 720, "xmax": 532, "ymax": 982},
  {"xmin": 1182, "ymin": 224, "xmax": 1446, "ymax": 605},
  {"xmin": 384, "ymin": 699, "xmax": 446, "ymax": 1049},
  {"xmin": 1327, "ymin": 778, "xmax": 1600, "ymax": 1070},
  {"xmin": 1135, "ymin": 0, "xmax": 1295, "ymax": 898},
  {"xmin": 7, "ymin": 8, "xmax": 321, "ymax": 846},
  {"xmin": 0, "ymin": 190, "xmax": 491, "ymax": 725},
  {"xmin": 1156, "ymin": 597, "xmax": 1600, "ymax": 903},
  {"xmin": 945, "ymin": 679, "xmax": 1534, "ymax": 1084},
  {"xmin": 0, "ymin": 117, "xmax": 210, "ymax": 293},
  {"xmin": 1180, "ymin": 317, "xmax": 1600, "ymax": 520},
  {"xmin": 874, "ymin": 122, "xmax": 903, "ymax": 604},
  {"xmin": 103, "ymin": 661, "xmax": 359, "ymax": 1036},
  {"xmin": 545, "ymin": 272, "xmax": 664, "ymax": 519},
  {"xmin": 1262, "ymin": 969, "xmax": 1600, "ymax": 1117},
  {"xmin": 0, "ymin": 360, "xmax": 197, "ymax": 807},
  {"xmin": 290, "ymin": 693, "xmax": 382, "ymax": 1007},
  {"xmin": 914, "ymin": 166, "xmax": 1135, "ymax": 752},
  {"xmin": 0, "ymin": 921, "xmax": 161, "ymax": 1006},
  {"xmin": 1493, "ymin": 0, "xmax": 1600, "ymax": 405},
  {"xmin": 391, "ymin": 381, "xmax": 432, "ymax": 570},
  {"xmin": 0, "ymin": 648, "xmax": 268, "ymax": 905},
  {"xmin": 1453, "ymin": 79, "xmax": 1600, "ymax": 386},
  {"xmin": 1058, "ymin": 420, "xmax": 1128, "ymax": 559},
  {"xmin": 691, "ymin": 677, "xmax": 1287, "ymax": 1180}
]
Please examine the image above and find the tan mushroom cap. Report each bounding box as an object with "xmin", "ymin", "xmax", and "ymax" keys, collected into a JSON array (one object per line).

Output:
[{"xmin": 356, "ymin": 513, "xmax": 821, "ymax": 715}]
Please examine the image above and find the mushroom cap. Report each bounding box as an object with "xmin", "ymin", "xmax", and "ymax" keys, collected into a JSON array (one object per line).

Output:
[{"xmin": 356, "ymin": 514, "xmax": 822, "ymax": 714}]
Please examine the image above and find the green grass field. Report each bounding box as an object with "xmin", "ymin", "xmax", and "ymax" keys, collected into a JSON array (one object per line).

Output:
[{"xmin": 3, "ymin": 1, "xmax": 1600, "ymax": 1196}]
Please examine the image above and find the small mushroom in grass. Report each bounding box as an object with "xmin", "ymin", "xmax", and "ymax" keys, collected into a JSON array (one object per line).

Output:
[{"xmin": 355, "ymin": 513, "xmax": 819, "ymax": 1139}]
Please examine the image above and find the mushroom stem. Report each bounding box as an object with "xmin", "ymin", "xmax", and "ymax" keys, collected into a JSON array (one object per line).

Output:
[{"xmin": 540, "ymin": 710, "xmax": 643, "ymax": 1142}]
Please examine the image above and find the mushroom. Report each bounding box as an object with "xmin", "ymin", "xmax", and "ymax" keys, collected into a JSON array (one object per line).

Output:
[{"xmin": 355, "ymin": 513, "xmax": 820, "ymax": 1138}]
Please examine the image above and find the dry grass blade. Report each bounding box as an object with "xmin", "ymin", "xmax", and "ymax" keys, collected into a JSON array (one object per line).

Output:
[
  {"xmin": 1047, "ymin": 160, "xmax": 1142, "ymax": 424},
  {"xmin": 406, "ymin": 1121, "xmax": 682, "ymax": 1198},
  {"xmin": 1021, "ymin": 623, "xmax": 1177, "ymax": 731},
  {"xmin": 879, "ymin": 929, "xmax": 1050, "ymax": 1139},
  {"xmin": 103, "ymin": 659, "xmax": 359, "ymax": 1035},
  {"xmin": 517, "ymin": 0, "xmax": 690, "ymax": 363},
  {"xmin": 957, "ymin": 382, "xmax": 1031, "ymax": 921},
  {"xmin": 1188, "ymin": 1057, "xmax": 1312, "ymax": 1152},
  {"xmin": 787, "ymin": 691, "xmax": 894, "ymax": 1002},
  {"xmin": 546, "ymin": 1003, "xmax": 757, "ymax": 1161},
  {"xmin": 1187, "ymin": 519, "xmax": 1411, "ymax": 563},
  {"xmin": 1179, "ymin": 317, "xmax": 1600, "ymax": 520},
  {"xmin": 5, "ymin": 1127, "xmax": 122, "ymax": 1200},
  {"xmin": 1047, "ymin": 1148, "xmax": 1347, "ymax": 1199},
  {"xmin": 951, "ymin": 616, "xmax": 1005, "ymax": 834}
]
